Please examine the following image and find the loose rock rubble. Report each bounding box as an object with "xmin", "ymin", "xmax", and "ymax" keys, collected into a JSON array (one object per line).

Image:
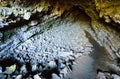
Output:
[
  {"xmin": 97, "ymin": 72, "xmax": 120, "ymax": 79},
  {"xmin": 0, "ymin": 5, "xmax": 93, "ymax": 79}
]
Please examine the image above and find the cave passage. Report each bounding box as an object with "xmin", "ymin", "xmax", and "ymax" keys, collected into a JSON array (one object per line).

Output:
[{"xmin": 0, "ymin": 0, "xmax": 120, "ymax": 79}]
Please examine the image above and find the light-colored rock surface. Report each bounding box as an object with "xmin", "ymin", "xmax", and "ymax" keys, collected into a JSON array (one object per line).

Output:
[
  {"xmin": 112, "ymin": 74, "xmax": 120, "ymax": 79},
  {"xmin": 97, "ymin": 72, "xmax": 106, "ymax": 79},
  {"xmin": 23, "ymin": 12, "xmax": 31, "ymax": 20},
  {"xmin": 34, "ymin": 74, "xmax": 41, "ymax": 79},
  {"xmin": 52, "ymin": 73, "xmax": 60, "ymax": 79},
  {"xmin": 15, "ymin": 75, "xmax": 22, "ymax": 79}
]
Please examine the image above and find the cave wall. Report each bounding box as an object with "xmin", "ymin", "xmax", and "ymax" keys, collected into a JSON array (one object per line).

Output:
[{"xmin": 1, "ymin": 0, "xmax": 120, "ymax": 28}]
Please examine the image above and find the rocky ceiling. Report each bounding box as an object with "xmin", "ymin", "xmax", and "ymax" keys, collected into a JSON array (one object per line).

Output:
[{"xmin": 0, "ymin": 0, "xmax": 120, "ymax": 29}]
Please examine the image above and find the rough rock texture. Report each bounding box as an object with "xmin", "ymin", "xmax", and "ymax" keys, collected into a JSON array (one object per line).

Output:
[
  {"xmin": 0, "ymin": 0, "xmax": 120, "ymax": 79},
  {"xmin": 94, "ymin": 0, "xmax": 120, "ymax": 26}
]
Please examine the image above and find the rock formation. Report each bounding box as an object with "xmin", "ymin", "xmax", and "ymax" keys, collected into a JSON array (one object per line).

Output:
[{"xmin": 0, "ymin": 0, "xmax": 120, "ymax": 79}]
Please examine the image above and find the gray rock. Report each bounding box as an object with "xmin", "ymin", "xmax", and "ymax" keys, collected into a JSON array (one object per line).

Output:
[
  {"xmin": 58, "ymin": 51, "xmax": 73, "ymax": 58},
  {"xmin": 15, "ymin": 75, "xmax": 22, "ymax": 79},
  {"xmin": 69, "ymin": 56, "xmax": 75, "ymax": 61},
  {"xmin": 32, "ymin": 64, "xmax": 37, "ymax": 72},
  {"xmin": 48, "ymin": 61, "xmax": 57, "ymax": 69},
  {"xmin": 0, "ymin": 73, "xmax": 5, "ymax": 79},
  {"xmin": 29, "ymin": 20, "xmax": 38, "ymax": 26},
  {"xmin": 6, "ymin": 9, "xmax": 13, "ymax": 16},
  {"xmin": 12, "ymin": 8, "xmax": 19, "ymax": 17},
  {"xmin": 58, "ymin": 59, "xmax": 65, "ymax": 69},
  {"xmin": 0, "ymin": 22, "xmax": 9, "ymax": 28},
  {"xmin": 112, "ymin": 74, "xmax": 120, "ymax": 79},
  {"xmin": 0, "ymin": 18, "xmax": 3, "ymax": 22},
  {"xmin": 0, "ymin": 66, "xmax": 2, "ymax": 73},
  {"xmin": 26, "ymin": 77, "xmax": 32, "ymax": 79},
  {"xmin": 7, "ymin": 75, "xmax": 11, "ymax": 79},
  {"xmin": 59, "ymin": 74, "xmax": 64, "ymax": 79},
  {"xmin": 33, "ymin": 74, "xmax": 41, "ymax": 79},
  {"xmin": 97, "ymin": 72, "xmax": 106, "ymax": 79},
  {"xmin": 20, "ymin": 65, "xmax": 27, "ymax": 74},
  {"xmin": 23, "ymin": 12, "xmax": 31, "ymax": 20},
  {"xmin": 38, "ymin": 66, "xmax": 43, "ymax": 72},
  {"xmin": 60, "ymin": 67, "xmax": 68, "ymax": 77},
  {"xmin": 59, "ymin": 63, "xmax": 66, "ymax": 69},
  {"xmin": 36, "ymin": 7, "xmax": 43, "ymax": 12},
  {"xmin": 52, "ymin": 73, "xmax": 60, "ymax": 79},
  {"xmin": 74, "ymin": 53, "xmax": 82, "ymax": 58},
  {"xmin": 117, "ymin": 48, "xmax": 120, "ymax": 57},
  {"xmin": 0, "ymin": 8, "xmax": 12, "ymax": 16},
  {"xmin": 0, "ymin": 23, "xmax": 4, "ymax": 28},
  {"xmin": 1, "ymin": 9, "xmax": 6, "ymax": 16},
  {"xmin": 12, "ymin": 75, "xmax": 17, "ymax": 79}
]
